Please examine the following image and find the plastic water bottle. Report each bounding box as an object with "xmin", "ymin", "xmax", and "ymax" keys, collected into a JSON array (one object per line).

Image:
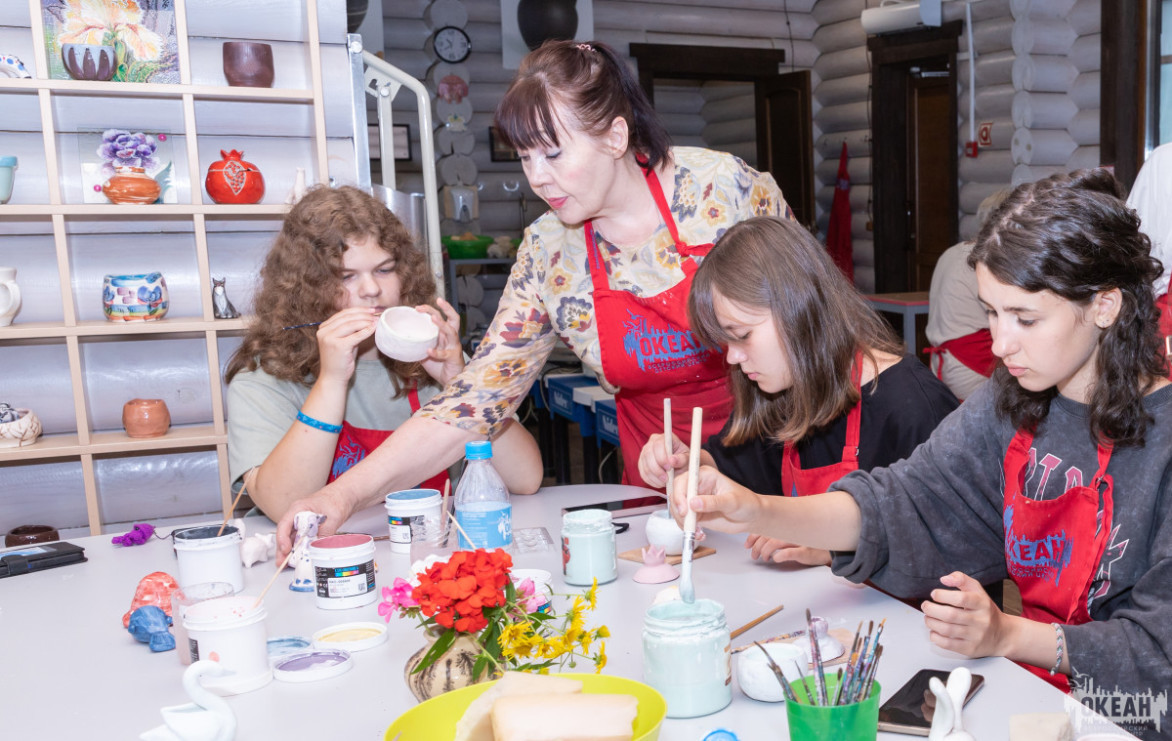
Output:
[{"xmin": 454, "ymin": 440, "xmax": 512, "ymax": 551}]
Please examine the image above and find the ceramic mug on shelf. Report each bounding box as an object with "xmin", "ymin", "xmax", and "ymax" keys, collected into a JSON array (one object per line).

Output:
[
  {"xmin": 0, "ymin": 265, "xmax": 20, "ymax": 326},
  {"xmin": 122, "ymin": 398, "xmax": 171, "ymax": 438},
  {"xmin": 222, "ymin": 41, "xmax": 274, "ymax": 88},
  {"xmin": 0, "ymin": 156, "xmax": 17, "ymax": 204},
  {"xmin": 102, "ymin": 272, "xmax": 168, "ymax": 322}
]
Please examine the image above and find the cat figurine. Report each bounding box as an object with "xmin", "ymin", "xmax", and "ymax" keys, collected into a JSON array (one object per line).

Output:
[{"xmin": 211, "ymin": 277, "xmax": 240, "ymax": 319}]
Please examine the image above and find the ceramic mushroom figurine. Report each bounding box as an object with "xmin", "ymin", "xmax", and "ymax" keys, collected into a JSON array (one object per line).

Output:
[
  {"xmin": 927, "ymin": 667, "xmax": 976, "ymax": 741},
  {"xmin": 140, "ymin": 660, "xmax": 237, "ymax": 741}
]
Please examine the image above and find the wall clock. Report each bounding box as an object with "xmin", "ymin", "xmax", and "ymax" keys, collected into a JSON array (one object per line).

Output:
[{"xmin": 434, "ymin": 25, "xmax": 472, "ymax": 63}]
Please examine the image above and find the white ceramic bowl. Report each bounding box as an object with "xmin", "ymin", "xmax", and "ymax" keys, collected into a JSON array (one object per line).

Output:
[
  {"xmin": 374, "ymin": 306, "xmax": 438, "ymax": 362},
  {"xmin": 644, "ymin": 509, "xmax": 684, "ymax": 556},
  {"xmin": 736, "ymin": 641, "xmax": 806, "ymax": 702}
]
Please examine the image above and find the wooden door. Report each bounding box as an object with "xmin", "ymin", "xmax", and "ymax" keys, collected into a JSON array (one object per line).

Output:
[
  {"xmin": 757, "ymin": 70, "xmax": 815, "ymax": 230},
  {"xmin": 907, "ymin": 71, "xmax": 953, "ymax": 291}
]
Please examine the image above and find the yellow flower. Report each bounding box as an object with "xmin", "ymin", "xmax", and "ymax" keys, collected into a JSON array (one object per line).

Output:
[
  {"xmin": 584, "ymin": 581, "xmax": 599, "ymax": 610},
  {"xmin": 594, "ymin": 642, "xmax": 608, "ymax": 673},
  {"xmin": 595, "ymin": 626, "xmax": 611, "ymax": 639}
]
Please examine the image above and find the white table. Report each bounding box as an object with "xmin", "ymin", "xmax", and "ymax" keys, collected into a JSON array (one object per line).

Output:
[{"xmin": 0, "ymin": 485, "xmax": 1131, "ymax": 740}]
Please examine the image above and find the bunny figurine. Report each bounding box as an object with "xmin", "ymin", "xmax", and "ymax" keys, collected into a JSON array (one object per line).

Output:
[{"xmin": 928, "ymin": 667, "xmax": 976, "ymax": 741}]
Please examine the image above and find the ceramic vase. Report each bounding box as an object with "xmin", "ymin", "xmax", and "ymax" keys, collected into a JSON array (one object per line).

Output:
[
  {"xmin": 222, "ymin": 41, "xmax": 274, "ymax": 88},
  {"xmin": 0, "ymin": 407, "xmax": 42, "ymax": 448},
  {"xmin": 205, "ymin": 150, "xmax": 265, "ymax": 204},
  {"xmin": 0, "ymin": 266, "xmax": 20, "ymax": 327},
  {"xmin": 61, "ymin": 43, "xmax": 116, "ymax": 81},
  {"xmin": 122, "ymin": 398, "xmax": 171, "ymax": 438},
  {"xmin": 403, "ymin": 631, "xmax": 493, "ymax": 702},
  {"xmin": 4, "ymin": 525, "xmax": 59, "ymax": 547},
  {"xmin": 0, "ymin": 156, "xmax": 16, "ymax": 204},
  {"xmin": 102, "ymin": 166, "xmax": 161, "ymax": 205},
  {"xmin": 103, "ymin": 272, "xmax": 169, "ymax": 322}
]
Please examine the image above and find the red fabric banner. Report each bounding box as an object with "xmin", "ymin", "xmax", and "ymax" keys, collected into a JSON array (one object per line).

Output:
[{"xmin": 826, "ymin": 141, "xmax": 854, "ymax": 282}]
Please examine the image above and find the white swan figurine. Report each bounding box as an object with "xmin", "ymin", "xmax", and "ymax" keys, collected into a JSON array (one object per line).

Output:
[
  {"xmin": 927, "ymin": 667, "xmax": 975, "ymax": 741},
  {"xmin": 140, "ymin": 661, "xmax": 236, "ymax": 741}
]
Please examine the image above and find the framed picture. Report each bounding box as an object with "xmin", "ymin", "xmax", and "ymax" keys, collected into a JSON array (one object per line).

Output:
[
  {"xmin": 41, "ymin": 0, "xmax": 181, "ymax": 83},
  {"xmin": 392, "ymin": 124, "xmax": 411, "ymax": 162},
  {"xmin": 489, "ymin": 126, "xmax": 521, "ymax": 162},
  {"xmin": 78, "ymin": 129, "xmax": 177, "ymax": 204}
]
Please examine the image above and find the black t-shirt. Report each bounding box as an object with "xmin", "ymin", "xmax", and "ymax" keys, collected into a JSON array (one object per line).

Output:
[{"xmin": 703, "ymin": 356, "xmax": 960, "ymax": 496}]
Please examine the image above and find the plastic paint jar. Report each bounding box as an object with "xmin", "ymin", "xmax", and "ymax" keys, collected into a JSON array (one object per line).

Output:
[
  {"xmin": 183, "ymin": 594, "xmax": 272, "ymax": 695},
  {"xmin": 561, "ymin": 509, "xmax": 617, "ymax": 586},
  {"xmin": 307, "ymin": 533, "xmax": 378, "ymax": 609},
  {"xmin": 173, "ymin": 525, "xmax": 244, "ymax": 593},
  {"xmin": 384, "ymin": 488, "xmax": 443, "ymax": 554},
  {"xmin": 642, "ymin": 598, "xmax": 732, "ymax": 718},
  {"xmin": 171, "ymin": 581, "xmax": 235, "ymax": 666}
]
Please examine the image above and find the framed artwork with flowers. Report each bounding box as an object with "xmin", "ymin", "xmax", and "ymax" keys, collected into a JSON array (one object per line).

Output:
[
  {"xmin": 78, "ymin": 129, "xmax": 177, "ymax": 204},
  {"xmin": 41, "ymin": 0, "xmax": 181, "ymax": 83}
]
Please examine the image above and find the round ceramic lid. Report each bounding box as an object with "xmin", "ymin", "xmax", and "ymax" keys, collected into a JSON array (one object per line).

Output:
[
  {"xmin": 272, "ymin": 649, "xmax": 353, "ymax": 683},
  {"xmin": 312, "ymin": 621, "xmax": 388, "ymax": 652}
]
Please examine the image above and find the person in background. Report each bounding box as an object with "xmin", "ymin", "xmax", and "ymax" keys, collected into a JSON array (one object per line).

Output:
[
  {"xmin": 923, "ymin": 189, "xmax": 1011, "ymax": 400},
  {"xmin": 273, "ymin": 39, "xmax": 789, "ymax": 555},
  {"xmin": 225, "ymin": 186, "xmax": 541, "ymax": 522},
  {"xmin": 638, "ymin": 216, "xmax": 957, "ymax": 566},
  {"xmin": 674, "ymin": 171, "xmax": 1172, "ymax": 737},
  {"xmin": 1127, "ymin": 141, "xmax": 1172, "ymax": 339}
]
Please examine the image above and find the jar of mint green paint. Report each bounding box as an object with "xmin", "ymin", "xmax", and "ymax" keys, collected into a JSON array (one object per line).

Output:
[
  {"xmin": 642, "ymin": 598, "xmax": 731, "ymax": 718},
  {"xmin": 561, "ymin": 509, "xmax": 617, "ymax": 585}
]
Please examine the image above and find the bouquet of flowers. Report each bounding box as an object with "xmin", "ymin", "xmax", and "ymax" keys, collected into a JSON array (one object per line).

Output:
[
  {"xmin": 97, "ymin": 129, "xmax": 159, "ymax": 177},
  {"xmin": 380, "ymin": 548, "xmax": 609, "ymax": 680}
]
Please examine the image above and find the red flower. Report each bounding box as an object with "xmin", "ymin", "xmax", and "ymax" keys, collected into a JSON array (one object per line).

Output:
[{"xmin": 409, "ymin": 548, "xmax": 512, "ymax": 634}]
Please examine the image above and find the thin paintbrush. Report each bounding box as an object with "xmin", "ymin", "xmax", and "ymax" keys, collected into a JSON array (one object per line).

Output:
[
  {"xmin": 678, "ymin": 406, "xmax": 703, "ymax": 604},
  {"xmin": 833, "ymin": 621, "xmax": 863, "ymax": 705},
  {"xmin": 282, "ymin": 321, "xmax": 323, "ymax": 331},
  {"xmin": 806, "ymin": 608, "xmax": 828, "ymax": 705},
  {"xmin": 754, "ymin": 641, "xmax": 801, "ymax": 704}
]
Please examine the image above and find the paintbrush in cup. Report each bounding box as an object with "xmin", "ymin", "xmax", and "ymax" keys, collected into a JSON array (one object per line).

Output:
[
  {"xmin": 679, "ymin": 406, "xmax": 703, "ymax": 604},
  {"xmin": 663, "ymin": 398, "xmax": 674, "ymax": 517}
]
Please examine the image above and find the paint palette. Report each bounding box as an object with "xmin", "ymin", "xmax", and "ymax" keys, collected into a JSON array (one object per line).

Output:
[{"xmin": 272, "ymin": 649, "xmax": 353, "ymax": 683}]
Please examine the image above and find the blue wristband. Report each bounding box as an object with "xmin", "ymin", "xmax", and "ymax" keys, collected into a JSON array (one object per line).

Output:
[{"xmin": 296, "ymin": 410, "xmax": 342, "ymax": 434}]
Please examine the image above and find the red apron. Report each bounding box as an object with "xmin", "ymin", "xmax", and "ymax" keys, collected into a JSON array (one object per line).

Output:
[
  {"xmin": 780, "ymin": 356, "xmax": 863, "ymax": 497},
  {"xmin": 923, "ymin": 328, "xmax": 997, "ymax": 380},
  {"xmin": 1002, "ymin": 428, "xmax": 1114, "ymax": 691},
  {"xmin": 586, "ymin": 167, "xmax": 732, "ymax": 490},
  {"xmin": 327, "ymin": 386, "xmax": 450, "ymax": 491}
]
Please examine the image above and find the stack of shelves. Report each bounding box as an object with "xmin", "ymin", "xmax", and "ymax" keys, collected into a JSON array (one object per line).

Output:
[{"xmin": 0, "ymin": 0, "xmax": 356, "ymax": 535}]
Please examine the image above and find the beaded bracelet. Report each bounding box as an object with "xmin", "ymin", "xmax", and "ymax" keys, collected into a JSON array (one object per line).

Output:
[
  {"xmin": 296, "ymin": 410, "xmax": 342, "ymax": 434},
  {"xmin": 1049, "ymin": 623, "xmax": 1065, "ymax": 676}
]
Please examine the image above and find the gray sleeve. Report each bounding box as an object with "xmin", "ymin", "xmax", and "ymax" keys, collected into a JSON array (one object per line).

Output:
[
  {"xmin": 829, "ymin": 383, "xmax": 1012, "ymax": 599},
  {"xmin": 226, "ymin": 370, "xmax": 305, "ymax": 491}
]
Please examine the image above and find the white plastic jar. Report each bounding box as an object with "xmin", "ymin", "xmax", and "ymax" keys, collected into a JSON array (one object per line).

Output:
[
  {"xmin": 183, "ymin": 594, "xmax": 272, "ymax": 695},
  {"xmin": 307, "ymin": 533, "xmax": 378, "ymax": 609},
  {"xmin": 384, "ymin": 488, "xmax": 443, "ymax": 554},
  {"xmin": 172, "ymin": 525, "xmax": 244, "ymax": 592}
]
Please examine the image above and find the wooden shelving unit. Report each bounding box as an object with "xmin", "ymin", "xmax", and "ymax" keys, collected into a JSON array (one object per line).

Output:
[{"xmin": 0, "ymin": 0, "xmax": 340, "ymax": 535}]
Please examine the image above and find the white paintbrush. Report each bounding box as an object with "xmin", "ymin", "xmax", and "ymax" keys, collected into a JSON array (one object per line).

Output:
[
  {"xmin": 679, "ymin": 406, "xmax": 703, "ymax": 604},
  {"xmin": 664, "ymin": 398, "xmax": 674, "ymax": 518}
]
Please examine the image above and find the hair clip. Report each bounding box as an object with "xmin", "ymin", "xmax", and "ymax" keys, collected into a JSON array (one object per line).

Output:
[{"xmin": 576, "ymin": 42, "xmax": 594, "ymax": 52}]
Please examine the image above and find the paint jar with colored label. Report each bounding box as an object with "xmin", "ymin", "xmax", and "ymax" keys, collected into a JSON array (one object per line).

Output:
[
  {"xmin": 171, "ymin": 581, "xmax": 235, "ymax": 666},
  {"xmin": 307, "ymin": 533, "xmax": 378, "ymax": 609},
  {"xmin": 561, "ymin": 509, "xmax": 617, "ymax": 586},
  {"xmin": 183, "ymin": 594, "xmax": 272, "ymax": 695},
  {"xmin": 173, "ymin": 525, "xmax": 244, "ymax": 593},
  {"xmin": 642, "ymin": 598, "xmax": 732, "ymax": 718},
  {"xmin": 384, "ymin": 488, "xmax": 442, "ymax": 554}
]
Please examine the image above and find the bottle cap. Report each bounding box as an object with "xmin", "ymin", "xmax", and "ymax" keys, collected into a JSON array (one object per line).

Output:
[{"xmin": 465, "ymin": 440, "xmax": 493, "ymax": 460}]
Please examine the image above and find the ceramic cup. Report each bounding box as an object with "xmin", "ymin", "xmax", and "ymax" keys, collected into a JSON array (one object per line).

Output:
[
  {"xmin": 222, "ymin": 41, "xmax": 274, "ymax": 88},
  {"xmin": 102, "ymin": 272, "xmax": 168, "ymax": 322},
  {"xmin": 0, "ymin": 407, "xmax": 42, "ymax": 448},
  {"xmin": 0, "ymin": 156, "xmax": 16, "ymax": 204},
  {"xmin": 0, "ymin": 265, "xmax": 20, "ymax": 326},
  {"xmin": 122, "ymin": 398, "xmax": 171, "ymax": 438},
  {"xmin": 4, "ymin": 524, "xmax": 59, "ymax": 547},
  {"xmin": 61, "ymin": 43, "xmax": 116, "ymax": 81},
  {"xmin": 736, "ymin": 641, "xmax": 807, "ymax": 702},
  {"xmin": 374, "ymin": 306, "xmax": 438, "ymax": 362},
  {"xmin": 645, "ymin": 508, "xmax": 684, "ymax": 556}
]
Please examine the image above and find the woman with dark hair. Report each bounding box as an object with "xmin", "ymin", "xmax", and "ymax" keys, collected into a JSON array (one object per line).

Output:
[
  {"xmin": 273, "ymin": 40, "xmax": 788, "ymax": 552},
  {"xmin": 674, "ymin": 171, "xmax": 1172, "ymax": 732},
  {"xmin": 638, "ymin": 216, "xmax": 957, "ymax": 566},
  {"xmin": 225, "ymin": 185, "xmax": 540, "ymax": 521}
]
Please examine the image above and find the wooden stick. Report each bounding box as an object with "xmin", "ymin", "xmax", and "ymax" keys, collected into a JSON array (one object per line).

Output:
[
  {"xmin": 440, "ymin": 478, "xmax": 451, "ymax": 521},
  {"xmin": 252, "ymin": 547, "xmax": 296, "ymax": 609},
  {"xmin": 683, "ymin": 406, "xmax": 703, "ymax": 535},
  {"xmin": 448, "ymin": 508, "xmax": 478, "ymax": 550},
  {"xmin": 663, "ymin": 398, "xmax": 674, "ymax": 518},
  {"xmin": 729, "ymin": 603, "xmax": 785, "ymax": 640},
  {"xmin": 216, "ymin": 484, "xmax": 249, "ymax": 537},
  {"xmin": 731, "ymin": 629, "xmax": 806, "ymax": 654}
]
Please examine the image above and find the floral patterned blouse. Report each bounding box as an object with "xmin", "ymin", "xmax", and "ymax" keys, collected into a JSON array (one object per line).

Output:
[{"xmin": 419, "ymin": 147, "xmax": 790, "ymax": 435}]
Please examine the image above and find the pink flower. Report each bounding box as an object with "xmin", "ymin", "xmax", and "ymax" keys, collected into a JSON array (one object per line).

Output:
[
  {"xmin": 388, "ymin": 577, "xmax": 419, "ymax": 609},
  {"xmin": 516, "ymin": 578, "xmax": 547, "ymax": 613}
]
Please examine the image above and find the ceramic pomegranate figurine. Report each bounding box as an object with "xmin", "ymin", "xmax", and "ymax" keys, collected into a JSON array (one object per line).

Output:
[{"xmin": 205, "ymin": 150, "xmax": 265, "ymax": 204}]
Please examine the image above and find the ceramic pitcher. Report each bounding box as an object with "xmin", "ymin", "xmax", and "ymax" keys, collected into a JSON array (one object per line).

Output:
[{"xmin": 0, "ymin": 266, "xmax": 20, "ymax": 326}]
